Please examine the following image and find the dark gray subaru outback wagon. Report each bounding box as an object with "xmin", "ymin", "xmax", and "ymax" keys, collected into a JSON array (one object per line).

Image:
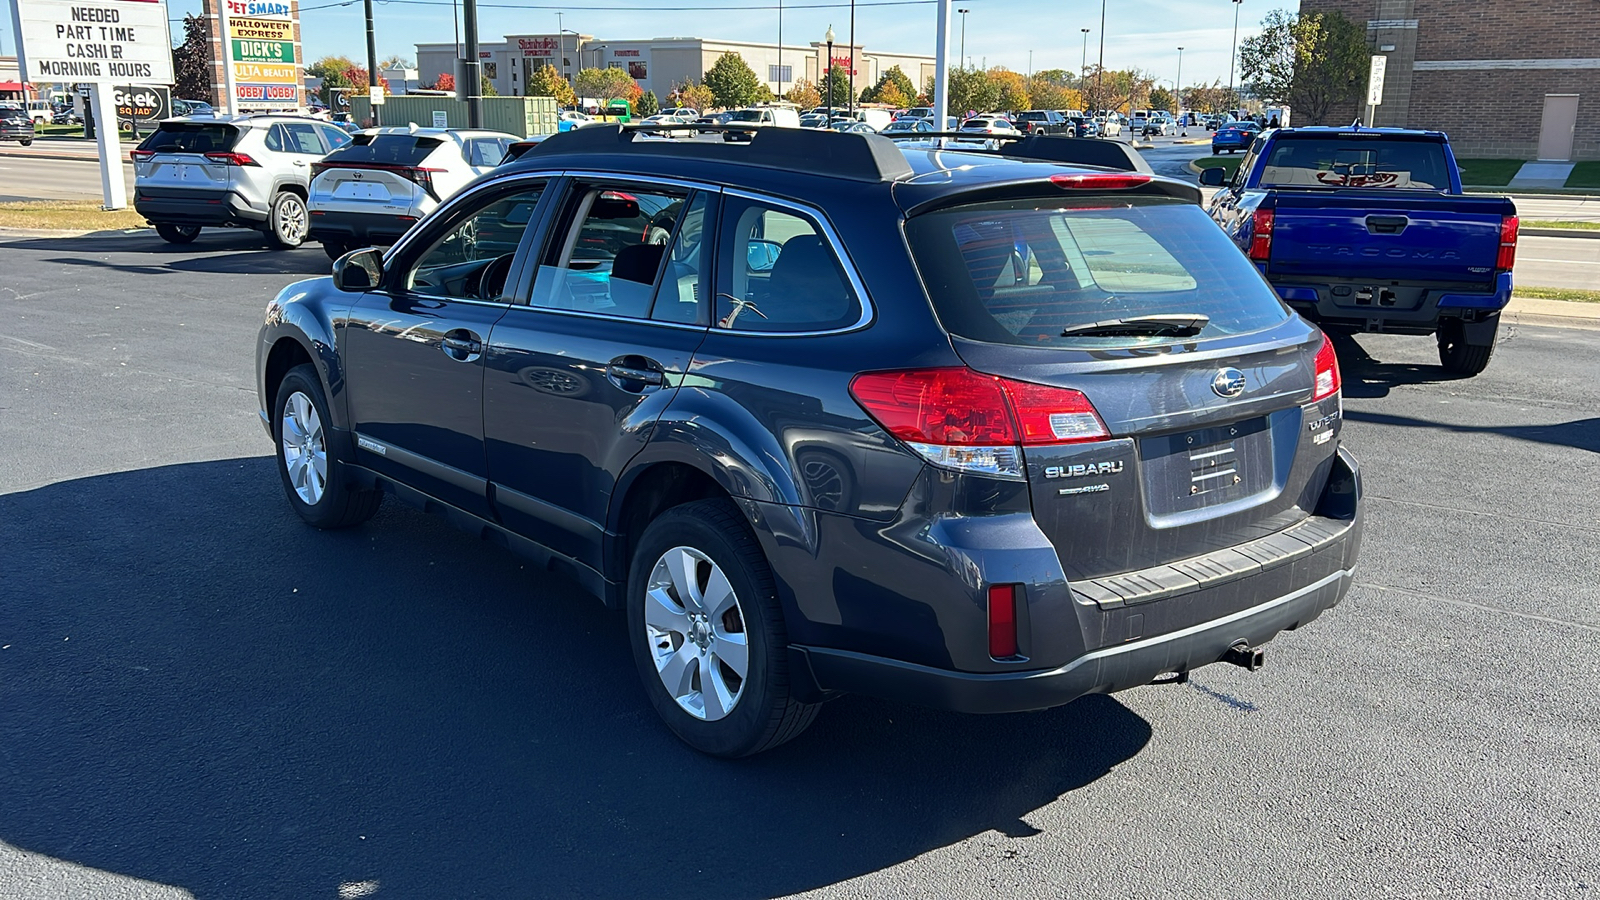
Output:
[{"xmin": 256, "ymin": 126, "xmax": 1362, "ymax": 757}]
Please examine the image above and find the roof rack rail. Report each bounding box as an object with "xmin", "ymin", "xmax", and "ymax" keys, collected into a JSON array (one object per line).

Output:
[
  {"xmin": 520, "ymin": 124, "xmax": 914, "ymax": 183},
  {"xmin": 881, "ymin": 132, "xmax": 1153, "ymax": 174}
]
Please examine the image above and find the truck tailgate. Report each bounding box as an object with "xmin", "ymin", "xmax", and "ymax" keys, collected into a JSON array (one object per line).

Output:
[{"xmin": 1268, "ymin": 193, "xmax": 1514, "ymax": 283}]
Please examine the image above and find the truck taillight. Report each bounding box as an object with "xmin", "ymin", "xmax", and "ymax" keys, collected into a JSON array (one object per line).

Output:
[
  {"xmin": 1249, "ymin": 208, "xmax": 1274, "ymax": 262},
  {"xmin": 1496, "ymin": 215, "xmax": 1519, "ymax": 272},
  {"xmin": 1312, "ymin": 332, "xmax": 1341, "ymax": 402},
  {"xmin": 848, "ymin": 367, "xmax": 1109, "ymax": 480}
]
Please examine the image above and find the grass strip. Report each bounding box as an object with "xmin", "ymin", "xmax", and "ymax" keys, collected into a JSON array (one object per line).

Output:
[
  {"xmin": 1192, "ymin": 156, "xmax": 1241, "ymax": 178},
  {"xmin": 1564, "ymin": 162, "xmax": 1600, "ymax": 189},
  {"xmin": 1524, "ymin": 220, "xmax": 1600, "ymax": 231},
  {"xmin": 1456, "ymin": 158, "xmax": 1524, "ymax": 186},
  {"xmin": 1514, "ymin": 286, "xmax": 1600, "ymax": 304},
  {"xmin": 0, "ymin": 200, "xmax": 147, "ymax": 231}
]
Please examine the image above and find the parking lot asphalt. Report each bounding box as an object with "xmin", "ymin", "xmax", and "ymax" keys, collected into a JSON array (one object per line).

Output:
[{"xmin": 2, "ymin": 232, "xmax": 1598, "ymax": 899}]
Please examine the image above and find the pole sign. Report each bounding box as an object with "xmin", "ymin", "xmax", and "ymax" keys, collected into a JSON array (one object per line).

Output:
[
  {"xmin": 1367, "ymin": 55, "xmax": 1387, "ymax": 107},
  {"xmin": 13, "ymin": 0, "xmax": 175, "ymax": 84},
  {"xmin": 225, "ymin": 0, "xmax": 302, "ymax": 109}
]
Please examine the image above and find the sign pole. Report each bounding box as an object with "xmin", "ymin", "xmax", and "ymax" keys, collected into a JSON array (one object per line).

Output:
[
  {"xmin": 6, "ymin": 0, "xmax": 29, "ymax": 87},
  {"xmin": 1365, "ymin": 54, "xmax": 1386, "ymax": 128},
  {"xmin": 218, "ymin": 0, "xmax": 239, "ymax": 114},
  {"xmin": 91, "ymin": 82, "xmax": 126, "ymax": 209},
  {"xmin": 932, "ymin": 0, "xmax": 950, "ymax": 132}
]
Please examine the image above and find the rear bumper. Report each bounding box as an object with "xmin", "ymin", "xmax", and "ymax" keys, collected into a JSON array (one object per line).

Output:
[
  {"xmin": 307, "ymin": 209, "xmax": 421, "ymax": 248},
  {"xmin": 796, "ymin": 566, "xmax": 1352, "ymax": 714},
  {"xmin": 134, "ymin": 187, "xmax": 266, "ymax": 227},
  {"xmin": 1271, "ymin": 271, "xmax": 1510, "ymax": 334}
]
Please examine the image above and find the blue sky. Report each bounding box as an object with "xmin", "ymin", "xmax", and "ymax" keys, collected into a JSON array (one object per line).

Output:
[{"xmin": 5, "ymin": 0, "xmax": 1288, "ymax": 90}]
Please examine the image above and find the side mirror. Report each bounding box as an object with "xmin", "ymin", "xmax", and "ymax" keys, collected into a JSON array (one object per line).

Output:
[
  {"xmin": 746, "ymin": 239, "xmax": 782, "ymax": 272},
  {"xmin": 332, "ymin": 247, "xmax": 383, "ymax": 291},
  {"xmin": 1198, "ymin": 167, "xmax": 1229, "ymax": 187}
]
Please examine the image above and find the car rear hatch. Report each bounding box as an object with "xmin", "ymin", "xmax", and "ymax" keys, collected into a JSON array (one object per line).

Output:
[
  {"xmin": 308, "ymin": 133, "xmax": 445, "ymax": 216},
  {"xmin": 131, "ymin": 122, "xmax": 243, "ymax": 191},
  {"xmin": 900, "ymin": 190, "xmax": 1344, "ymax": 584}
]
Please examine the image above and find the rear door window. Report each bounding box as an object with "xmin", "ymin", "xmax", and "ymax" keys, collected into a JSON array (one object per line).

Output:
[
  {"xmin": 281, "ymin": 123, "xmax": 327, "ymax": 154},
  {"xmin": 528, "ymin": 184, "xmax": 690, "ymax": 319},
  {"xmin": 904, "ymin": 198, "xmax": 1289, "ymax": 347}
]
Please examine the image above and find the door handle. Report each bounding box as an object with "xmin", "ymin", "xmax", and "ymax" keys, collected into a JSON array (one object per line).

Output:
[
  {"xmin": 606, "ymin": 357, "xmax": 666, "ymax": 390},
  {"xmin": 441, "ymin": 329, "xmax": 483, "ymax": 362}
]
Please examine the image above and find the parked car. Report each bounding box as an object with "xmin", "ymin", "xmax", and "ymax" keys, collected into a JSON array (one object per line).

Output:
[
  {"xmin": 882, "ymin": 118, "xmax": 935, "ymax": 134},
  {"xmin": 659, "ymin": 107, "xmax": 699, "ymax": 119},
  {"xmin": 256, "ymin": 125, "xmax": 1361, "ymax": 757},
  {"xmin": 721, "ymin": 106, "xmax": 801, "ymax": 142},
  {"xmin": 696, "ymin": 112, "xmax": 733, "ymax": 133},
  {"xmin": 831, "ymin": 121, "xmax": 877, "ymax": 134},
  {"xmin": 558, "ymin": 110, "xmax": 596, "ymax": 133},
  {"xmin": 0, "ymin": 105, "xmax": 34, "ymax": 146},
  {"xmin": 1066, "ymin": 116, "xmax": 1099, "ymax": 138},
  {"xmin": 900, "ymin": 106, "xmax": 936, "ymax": 121},
  {"xmin": 958, "ymin": 116, "xmax": 1019, "ymax": 135},
  {"xmin": 51, "ymin": 106, "xmax": 82, "ymax": 126},
  {"xmin": 799, "ymin": 113, "xmax": 830, "ymax": 129},
  {"xmin": 1096, "ymin": 114, "xmax": 1123, "ymax": 137},
  {"xmin": 640, "ymin": 114, "xmax": 696, "ymax": 137},
  {"xmin": 1211, "ymin": 121, "xmax": 1261, "ymax": 154},
  {"xmin": 171, "ymin": 98, "xmax": 216, "ymax": 118},
  {"xmin": 132, "ymin": 115, "xmax": 353, "ymax": 247},
  {"xmin": 307, "ymin": 127, "xmax": 519, "ymax": 258},
  {"xmin": 1201, "ymin": 125, "xmax": 1518, "ymax": 375},
  {"xmin": 1014, "ymin": 110, "xmax": 1070, "ymax": 135},
  {"xmin": 1143, "ymin": 116, "xmax": 1176, "ymax": 137}
]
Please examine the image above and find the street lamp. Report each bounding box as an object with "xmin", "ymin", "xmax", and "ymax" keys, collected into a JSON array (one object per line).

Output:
[
  {"xmin": 957, "ymin": 9, "xmax": 968, "ymax": 71},
  {"xmin": 825, "ymin": 25, "xmax": 835, "ymax": 115},
  {"xmin": 1229, "ymin": 0, "xmax": 1243, "ymax": 106},
  {"xmin": 776, "ymin": 0, "xmax": 784, "ymax": 100},
  {"xmin": 847, "ymin": 0, "xmax": 856, "ymax": 116},
  {"xmin": 1176, "ymin": 46, "xmax": 1185, "ymax": 135},
  {"xmin": 1095, "ymin": 0, "xmax": 1105, "ymax": 121},
  {"xmin": 1080, "ymin": 28, "xmax": 1090, "ymax": 85}
]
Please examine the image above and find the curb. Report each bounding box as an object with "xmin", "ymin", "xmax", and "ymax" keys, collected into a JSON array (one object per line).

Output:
[
  {"xmin": 1506, "ymin": 295, "xmax": 1600, "ymax": 330},
  {"xmin": 0, "ymin": 226, "xmax": 147, "ymax": 239},
  {"xmin": 1523, "ymin": 227, "xmax": 1600, "ymax": 240}
]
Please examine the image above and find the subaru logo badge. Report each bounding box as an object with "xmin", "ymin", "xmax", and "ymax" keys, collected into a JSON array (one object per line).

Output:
[{"xmin": 1211, "ymin": 367, "xmax": 1246, "ymax": 399}]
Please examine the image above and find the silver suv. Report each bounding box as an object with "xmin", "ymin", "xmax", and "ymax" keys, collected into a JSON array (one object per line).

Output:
[{"xmin": 132, "ymin": 115, "xmax": 353, "ymax": 248}]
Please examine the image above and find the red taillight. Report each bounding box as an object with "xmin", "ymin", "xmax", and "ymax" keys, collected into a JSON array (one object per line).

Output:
[
  {"xmin": 203, "ymin": 151, "xmax": 258, "ymax": 166},
  {"xmin": 988, "ymin": 584, "xmax": 1019, "ymax": 659},
  {"xmin": 1249, "ymin": 207, "xmax": 1275, "ymax": 262},
  {"xmin": 309, "ymin": 161, "xmax": 328, "ymax": 179},
  {"xmin": 1312, "ymin": 332, "xmax": 1341, "ymax": 402},
  {"xmin": 400, "ymin": 167, "xmax": 444, "ymax": 200},
  {"xmin": 129, "ymin": 149, "xmax": 154, "ymax": 162},
  {"xmin": 849, "ymin": 368, "xmax": 1110, "ymax": 478},
  {"xmin": 1496, "ymin": 215, "xmax": 1519, "ymax": 272},
  {"xmin": 1050, "ymin": 172, "xmax": 1152, "ymax": 190}
]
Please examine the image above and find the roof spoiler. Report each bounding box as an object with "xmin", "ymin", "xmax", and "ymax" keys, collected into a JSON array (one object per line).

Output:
[{"xmin": 519, "ymin": 124, "xmax": 915, "ymax": 183}]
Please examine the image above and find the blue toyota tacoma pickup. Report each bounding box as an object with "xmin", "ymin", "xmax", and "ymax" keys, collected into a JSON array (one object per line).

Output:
[{"xmin": 1200, "ymin": 127, "xmax": 1518, "ymax": 376}]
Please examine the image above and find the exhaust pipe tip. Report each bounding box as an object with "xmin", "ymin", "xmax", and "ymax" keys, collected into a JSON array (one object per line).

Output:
[{"xmin": 1222, "ymin": 641, "xmax": 1266, "ymax": 672}]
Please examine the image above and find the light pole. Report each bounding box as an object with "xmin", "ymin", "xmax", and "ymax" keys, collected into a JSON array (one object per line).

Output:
[
  {"xmin": 556, "ymin": 12, "xmax": 567, "ymax": 84},
  {"xmin": 958, "ymin": 9, "xmax": 968, "ymax": 70},
  {"xmin": 1176, "ymin": 46, "xmax": 1185, "ymax": 134},
  {"xmin": 1095, "ymin": 0, "xmax": 1105, "ymax": 119},
  {"xmin": 847, "ymin": 0, "xmax": 856, "ymax": 116},
  {"xmin": 825, "ymin": 25, "xmax": 835, "ymax": 115},
  {"xmin": 1229, "ymin": 0, "xmax": 1243, "ymax": 107},
  {"xmin": 1080, "ymin": 28, "xmax": 1089, "ymax": 87},
  {"xmin": 777, "ymin": 0, "xmax": 784, "ymax": 100}
]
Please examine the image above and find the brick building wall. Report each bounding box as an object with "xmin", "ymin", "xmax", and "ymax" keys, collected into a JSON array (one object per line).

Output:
[{"xmin": 1300, "ymin": 0, "xmax": 1598, "ymax": 160}]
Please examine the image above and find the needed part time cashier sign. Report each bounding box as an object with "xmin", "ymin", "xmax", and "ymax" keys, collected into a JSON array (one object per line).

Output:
[{"xmin": 17, "ymin": 0, "xmax": 174, "ymax": 83}]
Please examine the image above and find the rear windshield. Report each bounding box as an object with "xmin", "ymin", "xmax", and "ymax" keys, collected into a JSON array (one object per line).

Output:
[
  {"xmin": 1017, "ymin": 112, "xmax": 1048, "ymax": 121},
  {"xmin": 1259, "ymin": 137, "xmax": 1450, "ymax": 189},
  {"xmin": 140, "ymin": 123, "xmax": 240, "ymax": 153},
  {"xmin": 328, "ymin": 134, "xmax": 444, "ymax": 166},
  {"xmin": 905, "ymin": 198, "xmax": 1290, "ymax": 348},
  {"xmin": 727, "ymin": 110, "xmax": 766, "ymax": 122}
]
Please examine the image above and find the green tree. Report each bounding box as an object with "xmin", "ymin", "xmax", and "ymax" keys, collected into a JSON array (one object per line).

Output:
[
  {"xmin": 678, "ymin": 80, "xmax": 715, "ymax": 113},
  {"xmin": 1028, "ymin": 76, "xmax": 1081, "ymax": 112},
  {"xmin": 525, "ymin": 63, "xmax": 576, "ymax": 107},
  {"xmin": 172, "ymin": 14, "xmax": 212, "ymax": 102},
  {"xmin": 945, "ymin": 67, "xmax": 1001, "ymax": 117},
  {"xmin": 1149, "ymin": 86, "xmax": 1174, "ymax": 113},
  {"xmin": 637, "ymin": 89, "xmax": 660, "ymax": 116},
  {"xmin": 821, "ymin": 65, "xmax": 851, "ymax": 110},
  {"xmin": 989, "ymin": 68, "xmax": 1030, "ymax": 112},
  {"xmin": 1239, "ymin": 9, "xmax": 1367, "ymax": 124},
  {"xmin": 784, "ymin": 79, "xmax": 821, "ymax": 110},
  {"xmin": 480, "ymin": 73, "xmax": 498, "ymax": 97},
  {"xmin": 575, "ymin": 67, "xmax": 638, "ymax": 105},
  {"xmin": 861, "ymin": 65, "xmax": 916, "ymax": 105},
  {"xmin": 307, "ymin": 56, "xmax": 359, "ymax": 107},
  {"xmin": 703, "ymin": 52, "xmax": 762, "ymax": 109}
]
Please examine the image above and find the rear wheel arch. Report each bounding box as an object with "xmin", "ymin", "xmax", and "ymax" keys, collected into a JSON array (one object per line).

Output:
[{"xmin": 608, "ymin": 461, "xmax": 729, "ymax": 581}]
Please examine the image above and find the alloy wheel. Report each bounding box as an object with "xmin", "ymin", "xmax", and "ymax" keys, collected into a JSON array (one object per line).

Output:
[
  {"xmin": 644, "ymin": 546, "xmax": 749, "ymax": 721},
  {"xmin": 280, "ymin": 390, "xmax": 327, "ymax": 505},
  {"xmin": 277, "ymin": 195, "xmax": 308, "ymax": 244}
]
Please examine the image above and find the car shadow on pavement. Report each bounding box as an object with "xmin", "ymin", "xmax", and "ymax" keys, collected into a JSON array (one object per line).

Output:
[
  {"xmin": 1342, "ymin": 410, "xmax": 1600, "ymax": 453},
  {"xmin": 1326, "ymin": 331, "xmax": 1461, "ymax": 399},
  {"xmin": 0, "ymin": 458, "xmax": 1153, "ymax": 900},
  {"xmin": 3, "ymin": 231, "xmax": 335, "ymax": 278}
]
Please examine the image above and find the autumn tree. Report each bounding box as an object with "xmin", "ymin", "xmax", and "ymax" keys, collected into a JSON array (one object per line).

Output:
[
  {"xmin": 945, "ymin": 66, "xmax": 1001, "ymax": 116},
  {"xmin": 430, "ymin": 71, "xmax": 455, "ymax": 92},
  {"xmin": 861, "ymin": 66, "xmax": 916, "ymax": 106},
  {"xmin": 1182, "ymin": 80, "xmax": 1238, "ymax": 114},
  {"xmin": 307, "ymin": 56, "xmax": 359, "ymax": 107},
  {"xmin": 172, "ymin": 14, "xmax": 212, "ymax": 103},
  {"xmin": 1240, "ymin": 9, "xmax": 1367, "ymax": 124},
  {"xmin": 526, "ymin": 63, "xmax": 576, "ymax": 107},
  {"xmin": 379, "ymin": 54, "xmax": 413, "ymax": 70},
  {"xmin": 704, "ymin": 52, "xmax": 762, "ymax": 109},
  {"xmin": 676, "ymin": 80, "xmax": 715, "ymax": 113},
  {"xmin": 784, "ymin": 79, "xmax": 821, "ymax": 110},
  {"xmin": 988, "ymin": 68, "xmax": 1030, "ymax": 112},
  {"xmin": 1029, "ymin": 78, "xmax": 1082, "ymax": 112}
]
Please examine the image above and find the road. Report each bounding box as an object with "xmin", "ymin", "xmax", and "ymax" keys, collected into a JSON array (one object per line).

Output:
[
  {"xmin": 0, "ymin": 154, "xmax": 137, "ymax": 202},
  {"xmin": 1, "ymin": 230, "xmax": 1596, "ymax": 899}
]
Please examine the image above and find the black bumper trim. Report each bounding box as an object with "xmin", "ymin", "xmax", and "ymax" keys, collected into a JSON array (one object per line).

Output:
[
  {"xmin": 134, "ymin": 188, "xmax": 267, "ymax": 226},
  {"xmin": 795, "ymin": 568, "xmax": 1351, "ymax": 714},
  {"xmin": 306, "ymin": 209, "xmax": 419, "ymax": 247}
]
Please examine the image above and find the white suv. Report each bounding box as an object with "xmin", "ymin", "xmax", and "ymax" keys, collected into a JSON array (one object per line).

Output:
[
  {"xmin": 306, "ymin": 127, "xmax": 519, "ymax": 258},
  {"xmin": 132, "ymin": 115, "xmax": 353, "ymax": 248}
]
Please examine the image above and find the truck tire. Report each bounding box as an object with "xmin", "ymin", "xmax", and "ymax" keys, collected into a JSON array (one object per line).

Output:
[
  {"xmin": 155, "ymin": 224, "xmax": 200, "ymax": 244},
  {"xmin": 627, "ymin": 498, "xmax": 819, "ymax": 757},
  {"xmin": 1437, "ymin": 319, "xmax": 1496, "ymax": 376}
]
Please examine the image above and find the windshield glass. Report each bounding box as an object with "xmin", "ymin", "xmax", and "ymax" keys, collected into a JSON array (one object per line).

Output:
[
  {"xmin": 727, "ymin": 110, "xmax": 765, "ymax": 122},
  {"xmin": 905, "ymin": 198, "xmax": 1290, "ymax": 348},
  {"xmin": 1259, "ymin": 137, "xmax": 1451, "ymax": 190}
]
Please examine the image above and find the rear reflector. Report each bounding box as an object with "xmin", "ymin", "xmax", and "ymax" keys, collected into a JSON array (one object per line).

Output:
[
  {"xmin": 1312, "ymin": 332, "xmax": 1341, "ymax": 402},
  {"xmin": 1496, "ymin": 215, "xmax": 1519, "ymax": 272},
  {"xmin": 1050, "ymin": 173, "xmax": 1152, "ymax": 190},
  {"xmin": 988, "ymin": 585, "xmax": 1019, "ymax": 659},
  {"xmin": 1249, "ymin": 208, "xmax": 1274, "ymax": 262}
]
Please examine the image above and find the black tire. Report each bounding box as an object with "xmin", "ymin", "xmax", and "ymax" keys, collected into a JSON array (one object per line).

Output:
[
  {"xmin": 273, "ymin": 364, "xmax": 381, "ymax": 528},
  {"xmin": 20, "ymin": 139, "xmax": 32, "ymax": 147},
  {"xmin": 322, "ymin": 240, "xmax": 347, "ymax": 261},
  {"xmin": 1437, "ymin": 318, "xmax": 1496, "ymax": 376},
  {"xmin": 155, "ymin": 223, "xmax": 200, "ymax": 244},
  {"xmin": 266, "ymin": 191, "xmax": 308, "ymax": 250},
  {"xmin": 627, "ymin": 498, "xmax": 819, "ymax": 757}
]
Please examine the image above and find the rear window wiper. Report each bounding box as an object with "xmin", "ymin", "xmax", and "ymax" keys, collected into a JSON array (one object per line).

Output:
[{"xmin": 1060, "ymin": 314, "xmax": 1211, "ymax": 338}]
